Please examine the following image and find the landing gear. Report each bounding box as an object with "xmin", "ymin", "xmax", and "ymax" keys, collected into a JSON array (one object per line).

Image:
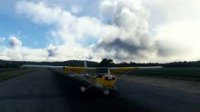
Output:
[
  {"xmin": 80, "ymin": 86, "xmax": 86, "ymax": 92},
  {"xmin": 80, "ymin": 85, "xmax": 93, "ymax": 93},
  {"xmin": 81, "ymin": 86, "xmax": 110, "ymax": 95},
  {"xmin": 103, "ymin": 89, "xmax": 110, "ymax": 95}
]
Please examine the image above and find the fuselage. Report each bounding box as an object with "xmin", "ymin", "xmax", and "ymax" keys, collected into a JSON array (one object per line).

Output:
[{"xmin": 95, "ymin": 74, "xmax": 117, "ymax": 89}]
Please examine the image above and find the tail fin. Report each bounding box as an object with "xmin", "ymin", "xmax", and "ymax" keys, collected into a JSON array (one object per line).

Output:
[{"xmin": 84, "ymin": 60, "xmax": 87, "ymax": 68}]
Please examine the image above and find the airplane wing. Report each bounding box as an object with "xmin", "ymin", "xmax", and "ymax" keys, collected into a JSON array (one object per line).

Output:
[
  {"xmin": 21, "ymin": 64, "xmax": 64, "ymax": 69},
  {"xmin": 63, "ymin": 66, "xmax": 162, "ymax": 75},
  {"xmin": 22, "ymin": 64, "xmax": 162, "ymax": 77},
  {"xmin": 109, "ymin": 66, "xmax": 162, "ymax": 75},
  {"xmin": 63, "ymin": 67, "xmax": 96, "ymax": 74},
  {"xmin": 22, "ymin": 64, "xmax": 96, "ymax": 75}
]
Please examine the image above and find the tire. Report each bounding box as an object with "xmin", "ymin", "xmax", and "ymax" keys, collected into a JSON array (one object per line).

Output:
[
  {"xmin": 80, "ymin": 86, "xmax": 86, "ymax": 92},
  {"xmin": 103, "ymin": 89, "xmax": 110, "ymax": 95}
]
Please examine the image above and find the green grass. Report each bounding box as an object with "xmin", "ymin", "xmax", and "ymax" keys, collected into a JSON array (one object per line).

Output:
[
  {"xmin": 0, "ymin": 68, "xmax": 19, "ymax": 72},
  {"xmin": 129, "ymin": 68, "xmax": 200, "ymax": 81},
  {"xmin": 0, "ymin": 68, "xmax": 36, "ymax": 83}
]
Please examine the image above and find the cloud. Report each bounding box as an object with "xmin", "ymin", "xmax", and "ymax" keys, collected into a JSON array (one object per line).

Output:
[
  {"xmin": 153, "ymin": 20, "xmax": 200, "ymax": 62},
  {"xmin": 9, "ymin": 36, "xmax": 22, "ymax": 48},
  {"xmin": 16, "ymin": 1, "xmax": 61, "ymax": 25},
  {"xmin": 95, "ymin": 0, "xmax": 153, "ymax": 62},
  {"xmin": 16, "ymin": 1, "xmax": 103, "ymax": 43},
  {"xmin": 47, "ymin": 44, "xmax": 57, "ymax": 57},
  {"xmin": 0, "ymin": 35, "xmax": 92, "ymax": 61},
  {"xmin": 140, "ymin": 0, "xmax": 200, "ymax": 62},
  {"xmin": 0, "ymin": 36, "xmax": 47, "ymax": 61},
  {"xmin": 16, "ymin": 1, "xmax": 115, "ymax": 61},
  {"xmin": 0, "ymin": 0, "xmax": 199, "ymax": 62},
  {"xmin": 142, "ymin": 0, "xmax": 200, "ymax": 20}
]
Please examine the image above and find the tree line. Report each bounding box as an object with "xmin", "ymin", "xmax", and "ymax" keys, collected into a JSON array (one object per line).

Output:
[{"xmin": 0, "ymin": 59, "xmax": 200, "ymax": 68}]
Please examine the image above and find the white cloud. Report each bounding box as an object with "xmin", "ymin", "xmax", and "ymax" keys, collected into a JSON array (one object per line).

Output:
[
  {"xmin": 140, "ymin": 0, "xmax": 200, "ymax": 62},
  {"xmin": 9, "ymin": 36, "xmax": 22, "ymax": 48},
  {"xmin": 0, "ymin": 35, "xmax": 93, "ymax": 61},
  {"xmin": 95, "ymin": 0, "xmax": 153, "ymax": 62},
  {"xmin": 153, "ymin": 20, "xmax": 200, "ymax": 62},
  {"xmin": 16, "ymin": 1, "xmax": 104, "ymax": 43},
  {"xmin": 16, "ymin": 1, "xmax": 118, "ymax": 61},
  {"xmin": 142, "ymin": 0, "xmax": 200, "ymax": 21},
  {"xmin": 0, "ymin": 36, "xmax": 47, "ymax": 61},
  {"xmin": 1, "ymin": 0, "xmax": 199, "ymax": 62},
  {"xmin": 7, "ymin": 47, "xmax": 47, "ymax": 61},
  {"xmin": 16, "ymin": 2, "xmax": 62, "ymax": 25}
]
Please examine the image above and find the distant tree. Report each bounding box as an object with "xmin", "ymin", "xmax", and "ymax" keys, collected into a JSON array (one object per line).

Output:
[{"xmin": 99, "ymin": 58, "xmax": 114, "ymax": 67}]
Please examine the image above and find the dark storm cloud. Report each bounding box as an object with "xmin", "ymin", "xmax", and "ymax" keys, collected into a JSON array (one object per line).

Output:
[
  {"xmin": 47, "ymin": 47, "xmax": 57, "ymax": 57},
  {"xmin": 47, "ymin": 49, "xmax": 55, "ymax": 57},
  {"xmin": 95, "ymin": 37, "xmax": 153, "ymax": 61},
  {"xmin": 97, "ymin": 38, "xmax": 140, "ymax": 54},
  {"xmin": 154, "ymin": 42, "xmax": 179, "ymax": 57}
]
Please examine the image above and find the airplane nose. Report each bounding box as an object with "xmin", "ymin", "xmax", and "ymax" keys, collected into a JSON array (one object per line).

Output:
[{"xmin": 105, "ymin": 75, "xmax": 116, "ymax": 80}]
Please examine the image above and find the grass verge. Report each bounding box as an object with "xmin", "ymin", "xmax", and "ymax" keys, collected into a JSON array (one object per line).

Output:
[
  {"xmin": 129, "ymin": 67, "xmax": 200, "ymax": 81},
  {"xmin": 0, "ymin": 68, "xmax": 37, "ymax": 83}
]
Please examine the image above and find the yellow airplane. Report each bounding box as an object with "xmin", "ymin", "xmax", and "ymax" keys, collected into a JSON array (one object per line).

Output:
[
  {"xmin": 22, "ymin": 61, "xmax": 162, "ymax": 95},
  {"xmin": 61, "ymin": 61, "xmax": 162, "ymax": 95}
]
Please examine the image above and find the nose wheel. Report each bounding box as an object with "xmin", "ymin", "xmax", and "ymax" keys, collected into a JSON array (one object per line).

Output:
[
  {"xmin": 80, "ymin": 86, "xmax": 86, "ymax": 92},
  {"xmin": 103, "ymin": 89, "xmax": 110, "ymax": 95}
]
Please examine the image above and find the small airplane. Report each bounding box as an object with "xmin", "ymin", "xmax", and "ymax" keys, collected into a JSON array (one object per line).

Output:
[{"xmin": 22, "ymin": 61, "xmax": 162, "ymax": 95}]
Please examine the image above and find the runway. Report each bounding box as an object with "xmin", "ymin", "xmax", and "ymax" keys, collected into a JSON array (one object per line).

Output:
[{"xmin": 0, "ymin": 69, "xmax": 199, "ymax": 112}]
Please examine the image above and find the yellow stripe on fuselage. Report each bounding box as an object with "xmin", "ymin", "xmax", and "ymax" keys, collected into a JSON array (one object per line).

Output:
[{"xmin": 96, "ymin": 75, "xmax": 117, "ymax": 89}]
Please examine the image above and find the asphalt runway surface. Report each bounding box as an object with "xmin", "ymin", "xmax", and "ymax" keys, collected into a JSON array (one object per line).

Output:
[{"xmin": 0, "ymin": 69, "xmax": 199, "ymax": 112}]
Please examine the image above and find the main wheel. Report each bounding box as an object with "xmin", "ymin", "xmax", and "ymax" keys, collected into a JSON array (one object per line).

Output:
[
  {"xmin": 103, "ymin": 89, "xmax": 110, "ymax": 95},
  {"xmin": 80, "ymin": 86, "xmax": 86, "ymax": 92}
]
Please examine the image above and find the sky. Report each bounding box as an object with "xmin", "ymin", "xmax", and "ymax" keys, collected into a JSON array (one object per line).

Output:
[{"xmin": 0, "ymin": 0, "xmax": 200, "ymax": 63}]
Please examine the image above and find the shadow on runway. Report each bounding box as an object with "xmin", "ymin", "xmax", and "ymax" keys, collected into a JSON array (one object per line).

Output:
[{"xmin": 51, "ymin": 70, "xmax": 152, "ymax": 112}]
